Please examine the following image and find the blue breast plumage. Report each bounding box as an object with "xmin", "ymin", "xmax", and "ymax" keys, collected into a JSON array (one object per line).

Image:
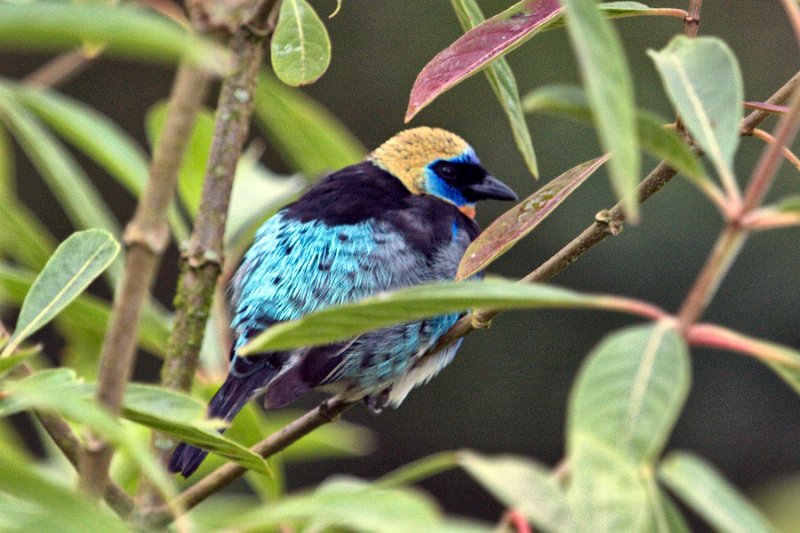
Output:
[{"xmin": 169, "ymin": 127, "xmax": 517, "ymax": 477}]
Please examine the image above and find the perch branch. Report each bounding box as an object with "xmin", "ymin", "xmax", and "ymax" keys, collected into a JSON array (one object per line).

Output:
[
  {"xmin": 146, "ymin": 396, "xmax": 355, "ymax": 527},
  {"xmin": 79, "ymin": 62, "xmax": 213, "ymax": 498}
]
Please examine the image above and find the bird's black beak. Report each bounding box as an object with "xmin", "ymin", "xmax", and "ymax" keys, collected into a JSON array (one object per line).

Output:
[{"xmin": 463, "ymin": 175, "xmax": 518, "ymax": 202}]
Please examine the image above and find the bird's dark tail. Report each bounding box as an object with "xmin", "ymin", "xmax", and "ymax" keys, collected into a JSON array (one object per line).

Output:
[{"xmin": 168, "ymin": 363, "xmax": 276, "ymax": 477}]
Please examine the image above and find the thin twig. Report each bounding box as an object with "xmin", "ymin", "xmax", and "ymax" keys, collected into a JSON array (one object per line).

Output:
[
  {"xmin": 741, "ymin": 70, "xmax": 800, "ymax": 135},
  {"xmin": 23, "ymin": 49, "xmax": 95, "ymax": 89},
  {"xmin": 676, "ymin": 226, "xmax": 747, "ymax": 328},
  {"xmin": 751, "ymin": 127, "xmax": 800, "ymax": 172},
  {"xmin": 741, "ymin": 78, "xmax": 800, "ymax": 212},
  {"xmin": 12, "ymin": 363, "xmax": 135, "ymax": 517},
  {"xmin": 79, "ymin": 62, "xmax": 213, "ymax": 498},
  {"xmin": 780, "ymin": 0, "xmax": 800, "ymax": 48},
  {"xmin": 147, "ymin": 396, "xmax": 355, "ymax": 527}
]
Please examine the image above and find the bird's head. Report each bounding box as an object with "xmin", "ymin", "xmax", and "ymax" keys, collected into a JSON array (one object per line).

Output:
[{"xmin": 367, "ymin": 127, "xmax": 517, "ymax": 217}]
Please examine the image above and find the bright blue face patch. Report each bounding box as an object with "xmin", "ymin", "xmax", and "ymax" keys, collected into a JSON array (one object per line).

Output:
[
  {"xmin": 424, "ymin": 169, "xmax": 467, "ymax": 206},
  {"xmin": 424, "ymin": 149, "xmax": 481, "ymax": 207}
]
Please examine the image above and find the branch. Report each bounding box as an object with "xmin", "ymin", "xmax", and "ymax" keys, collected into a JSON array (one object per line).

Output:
[
  {"xmin": 434, "ymin": 159, "xmax": 679, "ymax": 350},
  {"xmin": 23, "ymin": 49, "xmax": 95, "ymax": 89},
  {"xmin": 683, "ymin": 0, "xmax": 701, "ymax": 38},
  {"xmin": 79, "ymin": 62, "xmax": 213, "ymax": 497},
  {"xmin": 750, "ymin": 127, "xmax": 800, "ymax": 172},
  {"xmin": 741, "ymin": 70, "xmax": 800, "ymax": 135},
  {"xmin": 159, "ymin": 0, "xmax": 276, "ymax": 417},
  {"xmin": 137, "ymin": 2, "xmax": 278, "ymax": 513},
  {"xmin": 11, "ymin": 363, "xmax": 135, "ymax": 516},
  {"xmin": 146, "ymin": 396, "xmax": 355, "ymax": 527},
  {"xmin": 741, "ymin": 75, "xmax": 800, "ymax": 212}
]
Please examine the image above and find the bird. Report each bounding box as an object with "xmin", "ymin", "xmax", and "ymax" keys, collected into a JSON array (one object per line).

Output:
[{"xmin": 168, "ymin": 127, "xmax": 517, "ymax": 477}]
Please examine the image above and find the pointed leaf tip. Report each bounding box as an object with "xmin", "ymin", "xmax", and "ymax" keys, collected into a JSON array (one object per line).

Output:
[
  {"xmin": 2, "ymin": 230, "xmax": 120, "ymax": 357},
  {"xmin": 648, "ymin": 36, "xmax": 743, "ymax": 188},
  {"xmin": 406, "ymin": 0, "xmax": 563, "ymax": 121},
  {"xmin": 457, "ymin": 155, "xmax": 608, "ymax": 280}
]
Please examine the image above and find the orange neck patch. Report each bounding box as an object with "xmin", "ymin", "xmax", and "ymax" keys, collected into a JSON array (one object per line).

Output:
[{"xmin": 459, "ymin": 205, "xmax": 476, "ymax": 219}]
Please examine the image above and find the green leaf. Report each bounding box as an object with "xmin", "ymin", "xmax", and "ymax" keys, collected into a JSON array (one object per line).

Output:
[
  {"xmin": 450, "ymin": 0, "xmax": 538, "ymax": 177},
  {"xmin": 457, "ymin": 155, "xmax": 607, "ymax": 280},
  {"xmin": 567, "ymin": 323, "xmax": 690, "ymax": 464},
  {"xmin": 254, "ymin": 70, "xmax": 365, "ymax": 175},
  {"xmin": 648, "ymin": 36, "xmax": 743, "ymax": 187},
  {"xmin": 568, "ymin": 433, "xmax": 649, "ymax": 533},
  {"xmin": 750, "ymin": 474, "xmax": 800, "ymax": 533},
  {"xmin": 659, "ymin": 451, "xmax": 778, "ymax": 533},
  {"xmin": 406, "ymin": 1, "xmax": 665, "ymax": 122},
  {"xmin": 560, "ymin": 0, "xmax": 640, "ymax": 220},
  {"xmin": 0, "ymin": 262, "xmax": 169, "ymax": 357},
  {"xmin": 0, "ymin": 3, "xmax": 229, "ymax": 72},
  {"xmin": 0, "ymin": 446, "xmax": 131, "ymax": 533},
  {"xmin": 459, "ymin": 451, "xmax": 576, "ymax": 533},
  {"xmin": 523, "ymin": 84, "xmax": 706, "ymax": 184},
  {"xmin": 0, "ymin": 368, "xmax": 175, "ymax": 500},
  {"xmin": 240, "ymin": 279, "xmax": 619, "ymax": 354},
  {"xmin": 0, "ymin": 202, "xmax": 55, "ymax": 270},
  {"xmin": 231, "ymin": 477, "xmax": 441, "ymax": 533},
  {"xmin": 121, "ymin": 383, "xmax": 269, "ymax": 475},
  {"xmin": 12, "ymin": 85, "xmax": 189, "ymax": 242},
  {"xmin": 0, "ymin": 352, "xmax": 37, "ymax": 377},
  {"xmin": 777, "ymin": 195, "xmax": 800, "ymax": 212},
  {"xmin": 0, "ymin": 124, "xmax": 11, "ymax": 198},
  {"xmin": 13, "ymin": 84, "xmax": 149, "ymax": 199},
  {"xmin": 270, "ymin": 0, "xmax": 332, "ymax": 86},
  {"xmin": 145, "ymin": 102, "xmax": 214, "ymax": 217},
  {"xmin": 0, "ymin": 88, "xmax": 123, "ymax": 284},
  {"xmin": 2, "ymin": 230, "xmax": 120, "ymax": 357},
  {"xmin": 654, "ymin": 488, "xmax": 691, "ymax": 533}
]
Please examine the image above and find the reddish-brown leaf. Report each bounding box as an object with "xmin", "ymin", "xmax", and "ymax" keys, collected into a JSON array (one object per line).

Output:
[
  {"xmin": 405, "ymin": 0, "xmax": 562, "ymax": 122},
  {"xmin": 457, "ymin": 155, "xmax": 609, "ymax": 280}
]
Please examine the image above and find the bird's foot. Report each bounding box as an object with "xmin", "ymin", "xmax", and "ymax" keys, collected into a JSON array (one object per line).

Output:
[{"xmin": 364, "ymin": 387, "xmax": 391, "ymax": 414}]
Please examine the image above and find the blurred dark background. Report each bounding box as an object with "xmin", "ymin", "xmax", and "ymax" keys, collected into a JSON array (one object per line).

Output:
[{"xmin": 2, "ymin": 0, "xmax": 798, "ymax": 529}]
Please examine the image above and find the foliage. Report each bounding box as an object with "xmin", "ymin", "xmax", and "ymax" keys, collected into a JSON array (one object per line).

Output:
[{"xmin": 0, "ymin": 0, "xmax": 798, "ymax": 532}]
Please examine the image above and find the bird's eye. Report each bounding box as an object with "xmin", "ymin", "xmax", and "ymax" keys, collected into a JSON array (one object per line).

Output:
[{"xmin": 438, "ymin": 164, "xmax": 456, "ymax": 180}]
